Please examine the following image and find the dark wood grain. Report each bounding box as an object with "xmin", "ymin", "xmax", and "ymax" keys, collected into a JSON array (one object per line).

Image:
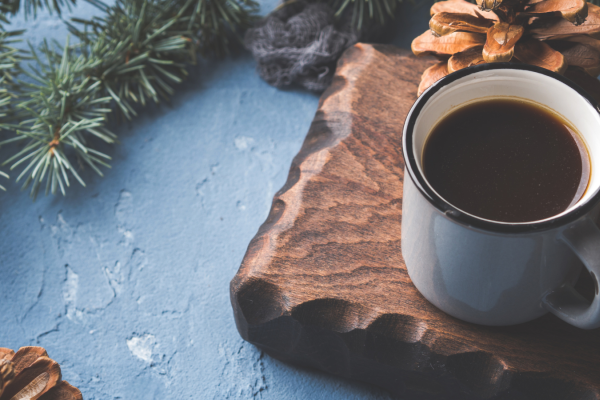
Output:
[{"xmin": 230, "ymin": 43, "xmax": 600, "ymax": 400}]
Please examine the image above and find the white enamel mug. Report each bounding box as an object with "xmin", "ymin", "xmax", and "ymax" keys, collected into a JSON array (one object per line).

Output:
[{"xmin": 402, "ymin": 64, "xmax": 600, "ymax": 328}]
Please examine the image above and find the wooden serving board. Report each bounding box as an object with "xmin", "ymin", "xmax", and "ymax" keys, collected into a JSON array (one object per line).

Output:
[{"xmin": 230, "ymin": 44, "xmax": 600, "ymax": 399}]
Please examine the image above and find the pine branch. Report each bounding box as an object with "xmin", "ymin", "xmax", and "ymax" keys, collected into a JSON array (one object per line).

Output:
[
  {"xmin": 328, "ymin": 0, "xmax": 404, "ymax": 28},
  {"xmin": 1, "ymin": 38, "xmax": 113, "ymax": 198},
  {"xmin": 0, "ymin": 0, "xmax": 76, "ymax": 18},
  {"xmin": 0, "ymin": 0, "xmax": 258, "ymax": 198},
  {"xmin": 0, "ymin": 26, "xmax": 26, "ymax": 190},
  {"xmin": 181, "ymin": 0, "xmax": 259, "ymax": 57},
  {"xmin": 69, "ymin": 0, "xmax": 192, "ymax": 117}
]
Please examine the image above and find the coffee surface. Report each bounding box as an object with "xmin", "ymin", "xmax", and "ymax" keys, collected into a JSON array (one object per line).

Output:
[{"xmin": 423, "ymin": 98, "xmax": 589, "ymax": 223}]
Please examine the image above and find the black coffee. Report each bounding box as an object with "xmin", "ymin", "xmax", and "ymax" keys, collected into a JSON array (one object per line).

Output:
[{"xmin": 423, "ymin": 98, "xmax": 590, "ymax": 223}]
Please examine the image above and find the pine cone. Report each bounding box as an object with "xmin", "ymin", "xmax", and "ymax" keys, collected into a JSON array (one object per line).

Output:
[
  {"xmin": 412, "ymin": 0, "xmax": 600, "ymax": 94},
  {"xmin": 0, "ymin": 347, "xmax": 82, "ymax": 400}
]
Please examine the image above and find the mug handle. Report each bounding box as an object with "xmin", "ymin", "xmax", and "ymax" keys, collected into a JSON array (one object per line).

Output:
[{"xmin": 542, "ymin": 217, "xmax": 600, "ymax": 329}]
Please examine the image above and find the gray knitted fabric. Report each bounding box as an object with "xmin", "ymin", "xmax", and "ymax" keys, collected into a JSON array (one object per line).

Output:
[{"xmin": 245, "ymin": 1, "xmax": 365, "ymax": 91}]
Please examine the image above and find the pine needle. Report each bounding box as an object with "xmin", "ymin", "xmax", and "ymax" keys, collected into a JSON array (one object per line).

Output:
[{"xmin": 329, "ymin": 0, "xmax": 405, "ymax": 28}]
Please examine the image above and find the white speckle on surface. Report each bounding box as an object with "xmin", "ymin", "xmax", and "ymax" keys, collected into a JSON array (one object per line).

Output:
[
  {"xmin": 127, "ymin": 334, "xmax": 157, "ymax": 363},
  {"xmin": 63, "ymin": 265, "xmax": 79, "ymax": 321},
  {"xmin": 117, "ymin": 226, "xmax": 134, "ymax": 245},
  {"xmin": 51, "ymin": 213, "xmax": 69, "ymax": 234},
  {"xmin": 115, "ymin": 190, "xmax": 133, "ymax": 223},
  {"xmin": 235, "ymin": 136, "xmax": 254, "ymax": 150}
]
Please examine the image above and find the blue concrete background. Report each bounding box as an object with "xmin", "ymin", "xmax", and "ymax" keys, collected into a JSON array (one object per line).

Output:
[{"xmin": 0, "ymin": 2, "xmax": 430, "ymax": 399}]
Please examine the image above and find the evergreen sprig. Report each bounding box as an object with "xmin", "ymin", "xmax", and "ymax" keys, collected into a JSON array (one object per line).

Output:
[
  {"xmin": 184, "ymin": 0, "xmax": 258, "ymax": 56},
  {"xmin": 1, "ymin": 0, "xmax": 76, "ymax": 17},
  {"xmin": 328, "ymin": 0, "xmax": 404, "ymax": 28},
  {"xmin": 0, "ymin": 26, "xmax": 25, "ymax": 190},
  {"xmin": 67, "ymin": 0, "xmax": 193, "ymax": 118},
  {"xmin": 0, "ymin": 0, "xmax": 257, "ymax": 198},
  {"xmin": 2, "ymin": 38, "xmax": 113, "ymax": 198}
]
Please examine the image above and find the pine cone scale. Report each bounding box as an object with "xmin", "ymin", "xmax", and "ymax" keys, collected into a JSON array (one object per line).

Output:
[
  {"xmin": 430, "ymin": 12, "xmax": 494, "ymax": 36},
  {"xmin": 566, "ymin": 34, "xmax": 600, "ymax": 50},
  {"xmin": 0, "ymin": 357, "xmax": 62, "ymax": 400},
  {"xmin": 523, "ymin": 0, "xmax": 588, "ymax": 24},
  {"xmin": 530, "ymin": 3, "xmax": 600, "ymax": 39},
  {"xmin": 0, "ymin": 350, "xmax": 14, "ymax": 362},
  {"xmin": 448, "ymin": 45, "xmax": 486, "ymax": 72},
  {"xmin": 0, "ymin": 361, "xmax": 14, "ymax": 397},
  {"xmin": 418, "ymin": 61, "xmax": 451, "ymax": 95},
  {"xmin": 477, "ymin": 0, "xmax": 504, "ymax": 12},
  {"xmin": 10, "ymin": 347, "xmax": 48, "ymax": 377},
  {"xmin": 483, "ymin": 22, "xmax": 524, "ymax": 61},
  {"xmin": 412, "ymin": 31, "xmax": 486, "ymax": 56},
  {"xmin": 514, "ymin": 39, "xmax": 568, "ymax": 72},
  {"xmin": 557, "ymin": 41, "xmax": 600, "ymax": 68},
  {"xmin": 39, "ymin": 382, "xmax": 83, "ymax": 400},
  {"xmin": 0, "ymin": 347, "xmax": 81, "ymax": 400},
  {"xmin": 413, "ymin": 0, "xmax": 600, "ymax": 94}
]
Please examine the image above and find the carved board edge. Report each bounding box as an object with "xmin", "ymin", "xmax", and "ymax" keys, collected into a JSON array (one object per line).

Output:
[{"xmin": 230, "ymin": 44, "xmax": 375, "ymax": 295}]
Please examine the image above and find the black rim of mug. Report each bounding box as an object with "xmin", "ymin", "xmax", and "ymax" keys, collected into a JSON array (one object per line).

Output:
[{"xmin": 402, "ymin": 62, "xmax": 600, "ymax": 233}]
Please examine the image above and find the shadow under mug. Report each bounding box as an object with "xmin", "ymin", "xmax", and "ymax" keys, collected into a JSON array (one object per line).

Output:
[{"xmin": 402, "ymin": 63, "xmax": 600, "ymax": 328}]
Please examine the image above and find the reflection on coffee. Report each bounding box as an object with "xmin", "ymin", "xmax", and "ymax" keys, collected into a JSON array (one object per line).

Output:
[{"xmin": 423, "ymin": 97, "xmax": 590, "ymax": 223}]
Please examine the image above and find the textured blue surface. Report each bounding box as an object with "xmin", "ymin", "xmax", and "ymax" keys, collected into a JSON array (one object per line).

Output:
[{"xmin": 0, "ymin": 2, "xmax": 430, "ymax": 399}]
